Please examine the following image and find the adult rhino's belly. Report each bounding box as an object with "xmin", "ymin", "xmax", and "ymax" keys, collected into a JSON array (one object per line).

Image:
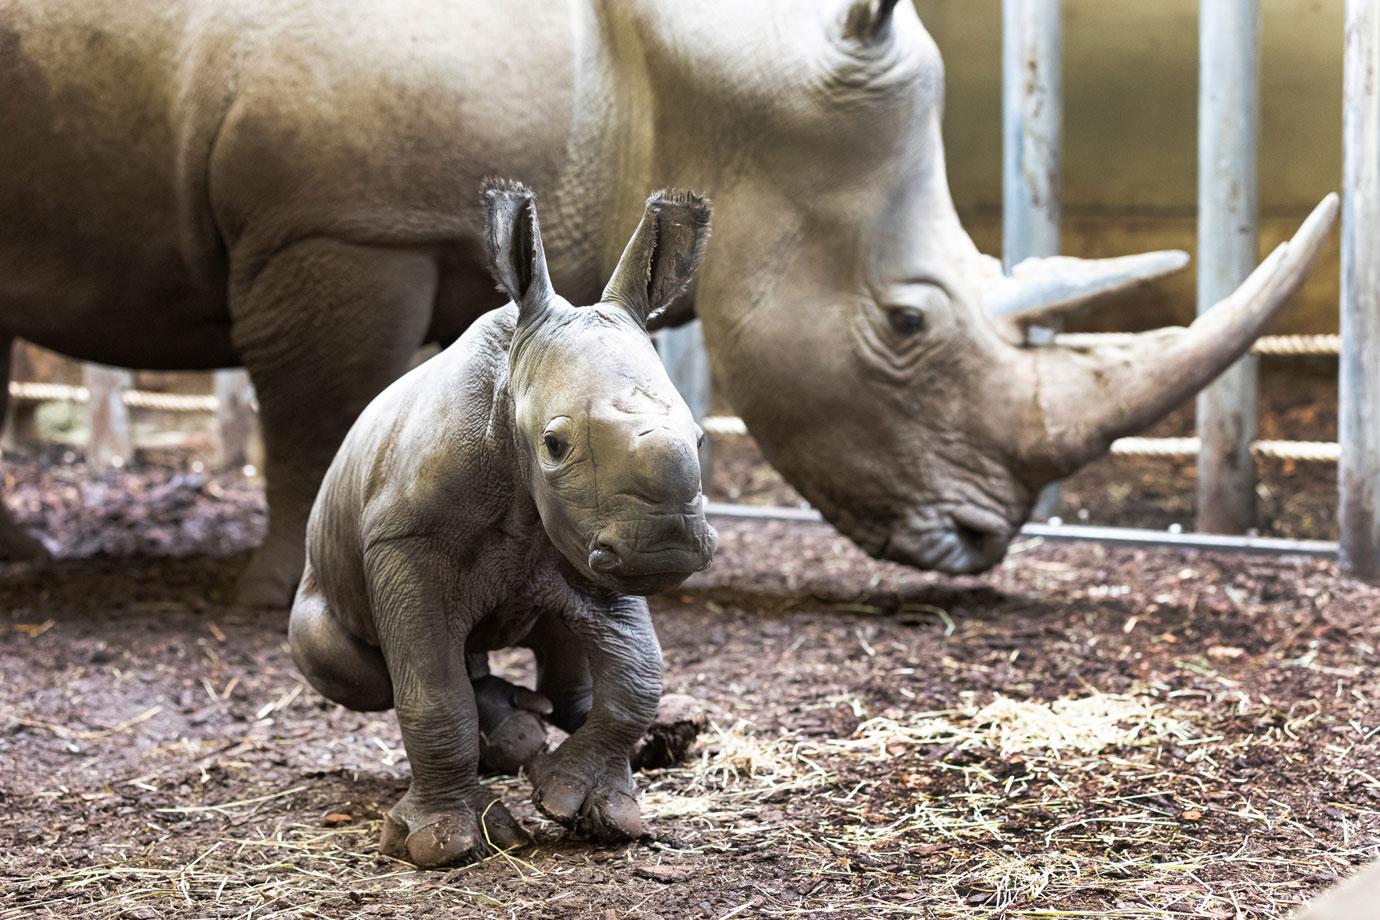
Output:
[
  {"xmin": 0, "ymin": 243, "xmax": 236, "ymax": 369},
  {"xmin": 0, "ymin": 13, "xmax": 236, "ymax": 369}
]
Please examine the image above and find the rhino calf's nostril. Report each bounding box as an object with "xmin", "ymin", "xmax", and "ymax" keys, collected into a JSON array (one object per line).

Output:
[{"xmin": 954, "ymin": 521, "xmax": 992, "ymax": 553}]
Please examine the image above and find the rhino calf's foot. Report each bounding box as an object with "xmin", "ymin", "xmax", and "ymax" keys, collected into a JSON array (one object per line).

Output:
[
  {"xmin": 474, "ymin": 674, "xmax": 553, "ymax": 774},
  {"xmin": 380, "ymin": 787, "xmax": 528, "ymax": 868},
  {"xmin": 528, "ymin": 747, "xmax": 643, "ymax": 842}
]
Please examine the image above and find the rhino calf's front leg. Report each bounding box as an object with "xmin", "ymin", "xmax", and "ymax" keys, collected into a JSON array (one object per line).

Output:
[
  {"xmin": 368, "ymin": 543, "xmax": 528, "ymax": 867},
  {"xmin": 528, "ymin": 595, "xmax": 662, "ymax": 841}
]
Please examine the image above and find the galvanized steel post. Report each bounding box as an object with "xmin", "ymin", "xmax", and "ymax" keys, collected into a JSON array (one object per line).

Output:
[
  {"xmin": 1002, "ymin": 0, "xmax": 1062, "ymax": 519},
  {"xmin": 1196, "ymin": 0, "xmax": 1260, "ymax": 535},
  {"xmin": 1341, "ymin": 0, "xmax": 1380, "ymax": 582}
]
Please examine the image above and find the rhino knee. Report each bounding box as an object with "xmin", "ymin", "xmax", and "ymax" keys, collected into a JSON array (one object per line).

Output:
[{"xmin": 289, "ymin": 587, "xmax": 392, "ymax": 712}]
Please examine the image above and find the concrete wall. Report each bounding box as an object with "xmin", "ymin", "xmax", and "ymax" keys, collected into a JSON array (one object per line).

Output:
[{"xmin": 918, "ymin": 0, "xmax": 1343, "ymax": 333}]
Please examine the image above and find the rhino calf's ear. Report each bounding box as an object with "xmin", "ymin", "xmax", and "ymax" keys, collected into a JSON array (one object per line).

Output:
[
  {"xmin": 603, "ymin": 189, "xmax": 712, "ymax": 326},
  {"xmin": 481, "ymin": 178, "xmax": 554, "ymax": 324}
]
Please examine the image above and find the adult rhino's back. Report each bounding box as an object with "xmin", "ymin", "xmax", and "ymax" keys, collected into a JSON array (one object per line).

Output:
[{"xmin": 0, "ymin": 0, "xmax": 576, "ymax": 368}]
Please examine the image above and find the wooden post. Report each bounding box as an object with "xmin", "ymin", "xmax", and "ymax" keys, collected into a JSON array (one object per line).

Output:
[
  {"xmin": 1341, "ymin": 0, "xmax": 1380, "ymax": 582},
  {"xmin": 214, "ymin": 369, "xmax": 260, "ymax": 471},
  {"xmin": 83, "ymin": 364, "xmax": 133, "ymax": 470},
  {"xmin": 1195, "ymin": 0, "xmax": 1260, "ymax": 535},
  {"xmin": 1002, "ymin": 0, "xmax": 1062, "ymax": 520},
  {"xmin": 657, "ymin": 323, "xmax": 713, "ymax": 488}
]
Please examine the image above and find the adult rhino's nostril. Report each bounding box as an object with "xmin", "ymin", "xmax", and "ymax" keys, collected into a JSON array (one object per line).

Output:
[
  {"xmin": 588, "ymin": 542, "xmax": 622, "ymax": 574},
  {"xmin": 949, "ymin": 513, "xmax": 1008, "ymax": 566}
]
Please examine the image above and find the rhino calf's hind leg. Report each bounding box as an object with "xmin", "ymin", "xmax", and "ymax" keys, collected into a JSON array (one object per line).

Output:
[
  {"xmin": 469, "ymin": 652, "xmax": 552, "ymax": 775},
  {"xmin": 289, "ymin": 565, "xmax": 392, "ymax": 711},
  {"xmin": 228, "ymin": 239, "xmax": 438, "ymax": 607},
  {"xmin": 0, "ymin": 337, "xmax": 51, "ymax": 563}
]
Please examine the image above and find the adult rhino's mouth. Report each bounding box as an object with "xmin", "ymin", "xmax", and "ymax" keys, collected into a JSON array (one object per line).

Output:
[{"xmin": 879, "ymin": 508, "xmax": 1014, "ymax": 575}]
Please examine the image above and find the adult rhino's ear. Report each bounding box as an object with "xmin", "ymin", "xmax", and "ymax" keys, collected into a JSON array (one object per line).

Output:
[
  {"xmin": 481, "ymin": 177, "xmax": 554, "ymax": 325},
  {"xmin": 842, "ymin": 0, "xmax": 904, "ymax": 42},
  {"xmin": 603, "ymin": 189, "xmax": 712, "ymax": 327}
]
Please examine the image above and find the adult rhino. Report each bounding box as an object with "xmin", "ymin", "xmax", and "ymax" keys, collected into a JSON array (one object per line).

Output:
[{"xmin": 0, "ymin": 0, "xmax": 1335, "ymax": 605}]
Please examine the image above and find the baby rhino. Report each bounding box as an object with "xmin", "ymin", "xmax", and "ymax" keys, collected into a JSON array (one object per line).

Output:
[{"xmin": 289, "ymin": 180, "xmax": 717, "ymax": 867}]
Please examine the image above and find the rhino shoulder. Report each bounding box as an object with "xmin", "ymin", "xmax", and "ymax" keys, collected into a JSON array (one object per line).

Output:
[{"xmin": 350, "ymin": 308, "xmax": 518, "ymax": 543}]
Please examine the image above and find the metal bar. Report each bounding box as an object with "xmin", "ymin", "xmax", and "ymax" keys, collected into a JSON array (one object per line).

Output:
[
  {"xmin": 1002, "ymin": 0, "xmax": 1062, "ymax": 520},
  {"xmin": 1341, "ymin": 0, "xmax": 1380, "ymax": 582},
  {"xmin": 704, "ymin": 501, "xmax": 1338, "ymax": 559},
  {"xmin": 657, "ymin": 322, "xmax": 714, "ymax": 487},
  {"xmin": 1196, "ymin": 0, "xmax": 1261, "ymax": 535},
  {"xmin": 82, "ymin": 364, "xmax": 133, "ymax": 470}
]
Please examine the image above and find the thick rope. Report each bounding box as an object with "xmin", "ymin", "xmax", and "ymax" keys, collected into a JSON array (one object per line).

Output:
[{"xmin": 9, "ymin": 382, "xmax": 218, "ymax": 413}]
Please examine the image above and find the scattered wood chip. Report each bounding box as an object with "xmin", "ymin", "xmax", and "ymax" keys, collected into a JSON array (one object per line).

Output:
[{"xmin": 634, "ymin": 863, "xmax": 696, "ymax": 883}]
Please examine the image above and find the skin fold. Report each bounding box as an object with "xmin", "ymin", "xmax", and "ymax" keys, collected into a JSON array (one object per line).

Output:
[{"xmin": 288, "ymin": 182, "xmax": 716, "ymax": 868}]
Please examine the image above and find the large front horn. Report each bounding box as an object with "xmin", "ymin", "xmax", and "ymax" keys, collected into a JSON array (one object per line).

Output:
[{"xmin": 1026, "ymin": 193, "xmax": 1338, "ymax": 474}]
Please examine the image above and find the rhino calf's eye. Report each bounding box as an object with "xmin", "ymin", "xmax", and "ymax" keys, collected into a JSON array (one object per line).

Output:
[
  {"xmin": 887, "ymin": 307, "xmax": 927, "ymax": 336},
  {"xmin": 543, "ymin": 434, "xmax": 566, "ymax": 461}
]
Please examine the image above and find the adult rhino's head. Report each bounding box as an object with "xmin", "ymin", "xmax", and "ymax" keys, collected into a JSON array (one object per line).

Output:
[
  {"xmin": 631, "ymin": 0, "xmax": 1337, "ymax": 573},
  {"xmin": 484, "ymin": 179, "xmax": 717, "ymax": 595}
]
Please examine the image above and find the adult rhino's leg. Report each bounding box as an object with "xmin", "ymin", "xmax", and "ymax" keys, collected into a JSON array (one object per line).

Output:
[
  {"xmin": 228, "ymin": 240, "xmax": 436, "ymax": 607},
  {"xmin": 0, "ymin": 337, "xmax": 51, "ymax": 563}
]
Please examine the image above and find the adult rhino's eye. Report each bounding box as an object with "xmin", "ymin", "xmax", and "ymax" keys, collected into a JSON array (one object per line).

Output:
[
  {"xmin": 886, "ymin": 306, "xmax": 927, "ymax": 337},
  {"xmin": 543, "ymin": 433, "xmax": 566, "ymax": 461}
]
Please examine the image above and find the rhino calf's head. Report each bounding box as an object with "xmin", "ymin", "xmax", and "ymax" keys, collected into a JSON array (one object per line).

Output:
[{"xmin": 483, "ymin": 179, "xmax": 717, "ymax": 596}]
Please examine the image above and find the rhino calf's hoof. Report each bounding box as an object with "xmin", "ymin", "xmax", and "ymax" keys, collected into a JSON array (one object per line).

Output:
[
  {"xmin": 380, "ymin": 789, "xmax": 528, "ymax": 868},
  {"xmin": 474, "ymin": 674, "xmax": 553, "ymax": 774},
  {"xmin": 480, "ymin": 709, "xmax": 549, "ymax": 775},
  {"xmin": 529, "ymin": 752, "xmax": 643, "ymax": 842}
]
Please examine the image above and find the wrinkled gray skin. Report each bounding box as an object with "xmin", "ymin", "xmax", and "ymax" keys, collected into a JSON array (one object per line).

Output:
[
  {"xmin": 0, "ymin": 0, "xmax": 1334, "ymax": 604},
  {"xmin": 289, "ymin": 182, "xmax": 716, "ymax": 868}
]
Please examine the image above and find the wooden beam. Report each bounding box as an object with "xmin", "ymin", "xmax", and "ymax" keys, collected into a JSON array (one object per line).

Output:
[
  {"xmin": 213, "ymin": 370, "xmax": 260, "ymax": 471},
  {"xmin": 82, "ymin": 364, "xmax": 133, "ymax": 470}
]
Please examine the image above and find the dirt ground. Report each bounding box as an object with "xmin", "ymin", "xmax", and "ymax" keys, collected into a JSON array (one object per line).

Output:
[{"xmin": 3, "ymin": 412, "xmax": 1379, "ymax": 918}]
